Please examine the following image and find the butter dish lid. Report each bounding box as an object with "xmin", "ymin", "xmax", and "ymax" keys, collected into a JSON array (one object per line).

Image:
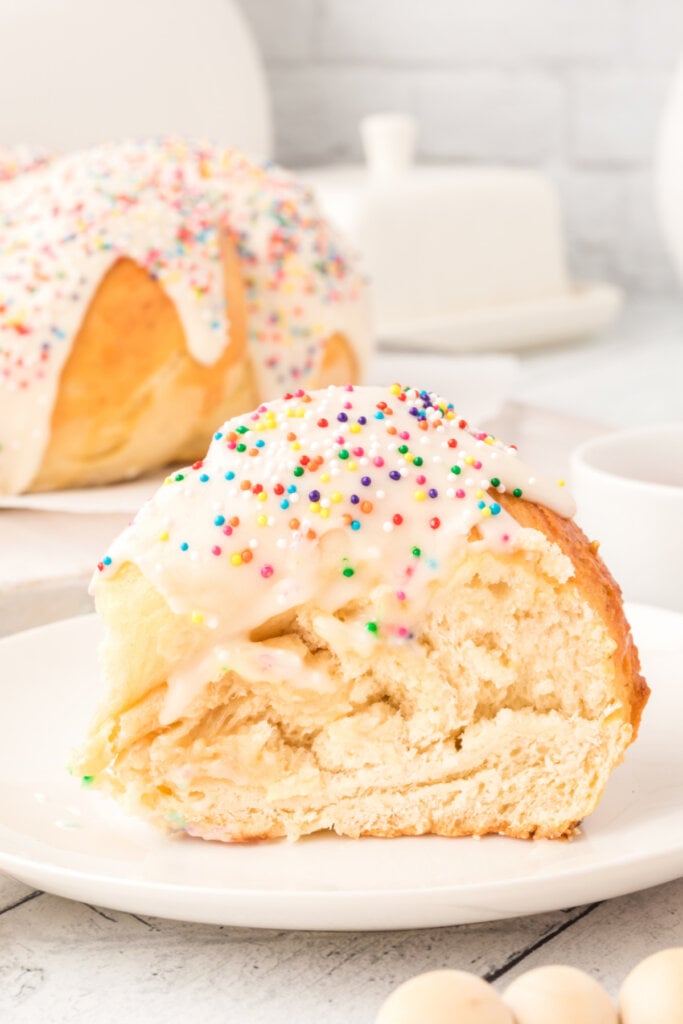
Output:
[
  {"xmin": 302, "ymin": 114, "xmax": 570, "ymax": 326},
  {"xmin": 301, "ymin": 115, "xmax": 621, "ymax": 351}
]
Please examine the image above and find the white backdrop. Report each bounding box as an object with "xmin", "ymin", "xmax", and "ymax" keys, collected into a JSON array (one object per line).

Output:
[{"xmin": 239, "ymin": 0, "xmax": 683, "ymax": 295}]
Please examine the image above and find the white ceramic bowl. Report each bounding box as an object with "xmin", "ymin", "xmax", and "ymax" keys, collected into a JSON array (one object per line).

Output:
[{"xmin": 570, "ymin": 423, "xmax": 683, "ymax": 611}]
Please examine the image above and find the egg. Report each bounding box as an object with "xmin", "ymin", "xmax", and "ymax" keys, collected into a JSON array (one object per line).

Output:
[
  {"xmin": 375, "ymin": 970, "xmax": 514, "ymax": 1024},
  {"xmin": 502, "ymin": 965, "xmax": 617, "ymax": 1023},
  {"xmin": 619, "ymin": 947, "xmax": 683, "ymax": 1023}
]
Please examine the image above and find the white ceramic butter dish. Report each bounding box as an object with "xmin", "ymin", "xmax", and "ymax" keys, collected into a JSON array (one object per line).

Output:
[{"xmin": 302, "ymin": 114, "xmax": 621, "ymax": 351}]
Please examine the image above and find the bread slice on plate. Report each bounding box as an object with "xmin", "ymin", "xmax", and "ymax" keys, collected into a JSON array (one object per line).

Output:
[{"xmin": 75, "ymin": 384, "xmax": 648, "ymax": 841}]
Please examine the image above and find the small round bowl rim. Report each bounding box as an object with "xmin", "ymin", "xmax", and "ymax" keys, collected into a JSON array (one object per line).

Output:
[{"xmin": 570, "ymin": 422, "xmax": 683, "ymax": 499}]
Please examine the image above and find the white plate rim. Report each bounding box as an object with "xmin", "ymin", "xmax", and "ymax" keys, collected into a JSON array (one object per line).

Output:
[{"xmin": 0, "ymin": 602, "xmax": 681, "ymax": 930}]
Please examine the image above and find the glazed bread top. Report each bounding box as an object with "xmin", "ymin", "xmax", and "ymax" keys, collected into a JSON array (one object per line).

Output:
[
  {"xmin": 95, "ymin": 383, "xmax": 577, "ymax": 722},
  {"xmin": 0, "ymin": 138, "xmax": 371, "ymax": 493}
]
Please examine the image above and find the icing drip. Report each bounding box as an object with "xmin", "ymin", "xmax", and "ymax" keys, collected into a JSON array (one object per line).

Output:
[
  {"xmin": 95, "ymin": 384, "xmax": 576, "ymax": 721},
  {"xmin": 0, "ymin": 138, "xmax": 370, "ymax": 493}
]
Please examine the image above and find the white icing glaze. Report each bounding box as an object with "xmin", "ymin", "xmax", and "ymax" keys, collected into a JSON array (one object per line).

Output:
[
  {"xmin": 95, "ymin": 384, "xmax": 576, "ymax": 721},
  {"xmin": 0, "ymin": 138, "xmax": 371, "ymax": 493}
]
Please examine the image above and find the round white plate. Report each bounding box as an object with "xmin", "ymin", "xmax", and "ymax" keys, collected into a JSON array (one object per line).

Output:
[
  {"xmin": 0, "ymin": 603, "xmax": 681, "ymax": 931},
  {"xmin": 378, "ymin": 283, "xmax": 622, "ymax": 353},
  {"xmin": 0, "ymin": 469, "xmax": 168, "ymax": 515}
]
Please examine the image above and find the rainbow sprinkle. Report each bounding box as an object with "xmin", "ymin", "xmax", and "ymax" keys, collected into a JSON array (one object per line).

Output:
[{"xmin": 95, "ymin": 384, "xmax": 576, "ymax": 647}]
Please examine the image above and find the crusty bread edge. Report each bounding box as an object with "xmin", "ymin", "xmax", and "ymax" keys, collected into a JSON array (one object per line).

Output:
[{"xmin": 498, "ymin": 491, "xmax": 649, "ymax": 742}]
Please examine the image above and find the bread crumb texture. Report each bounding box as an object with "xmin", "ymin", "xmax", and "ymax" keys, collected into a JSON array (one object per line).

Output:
[{"xmin": 77, "ymin": 490, "xmax": 647, "ymax": 843}]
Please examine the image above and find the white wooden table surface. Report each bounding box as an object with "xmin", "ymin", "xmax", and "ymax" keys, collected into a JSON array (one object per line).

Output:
[{"xmin": 1, "ymin": 298, "xmax": 682, "ymax": 1023}]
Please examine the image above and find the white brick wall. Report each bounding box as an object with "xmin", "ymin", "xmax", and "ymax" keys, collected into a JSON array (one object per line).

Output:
[
  {"xmin": 572, "ymin": 72, "xmax": 669, "ymax": 164},
  {"xmin": 238, "ymin": 0, "xmax": 683, "ymax": 293},
  {"xmin": 414, "ymin": 71, "xmax": 564, "ymax": 162},
  {"xmin": 317, "ymin": 0, "xmax": 625, "ymax": 65}
]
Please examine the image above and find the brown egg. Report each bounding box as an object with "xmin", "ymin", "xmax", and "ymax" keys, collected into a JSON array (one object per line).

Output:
[
  {"xmin": 502, "ymin": 965, "xmax": 617, "ymax": 1023},
  {"xmin": 375, "ymin": 970, "xmax": 514, "ymax": 1024},
  {"xmin": 619, "ymin": 948, "xmax": 683, "ymax": 1024}
]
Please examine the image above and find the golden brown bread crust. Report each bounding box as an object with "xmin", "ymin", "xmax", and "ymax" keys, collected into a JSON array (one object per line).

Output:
[
  {"xmin": 498, "ymin": 491, "xmax": 649, "ymax": 740},
  {"xmin": 318, "ymin": 331, "xmax": 359, "ymax": 388},
  {"xmin": 31, "ymin": 239, "xmax": 358, "ymax": 491}
]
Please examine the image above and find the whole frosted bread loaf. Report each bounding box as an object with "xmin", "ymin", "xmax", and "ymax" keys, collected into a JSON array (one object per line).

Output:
[
  {"xmin": 0, "ymin": 138, "xmax": 370, "ymax": 494},
  {"xmin": 76, "ymin": 384, "xmax": 648, "ymax": 841}
]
